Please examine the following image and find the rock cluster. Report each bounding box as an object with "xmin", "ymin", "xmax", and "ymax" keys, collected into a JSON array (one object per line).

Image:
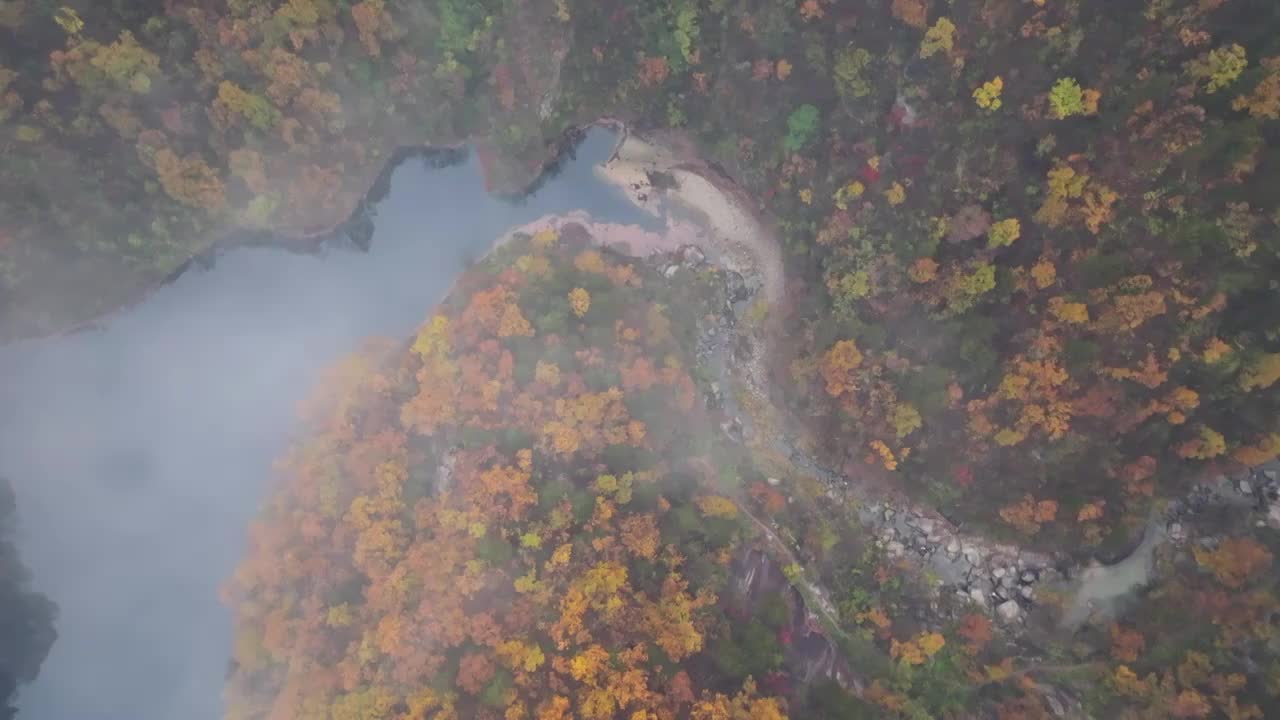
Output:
[
  {"xmin": 1165, "ymin": 460, "xmax": 1280, "ymax": 542},
  {"xmin": 865, "ymin": 501, "xmax": 1059, "ymax": 624}
]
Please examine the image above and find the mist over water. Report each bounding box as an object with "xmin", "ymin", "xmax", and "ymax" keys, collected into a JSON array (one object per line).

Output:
[{"xmin": 0, "ymin": 128, "xmax": 647, "ymax": 720}]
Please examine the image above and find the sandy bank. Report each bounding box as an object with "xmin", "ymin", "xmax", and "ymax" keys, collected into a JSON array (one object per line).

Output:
[
  {"xmin": 494, "ymin": 209, "xmax": 702, "ymax": 260},
  {"xmin": 594, "ymin": 131, "xmax": 786, "ymax": 306}
]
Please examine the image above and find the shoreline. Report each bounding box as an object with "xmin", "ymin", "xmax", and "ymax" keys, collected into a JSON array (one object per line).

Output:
[
  {"xmin": 15, "ymin": 107, "xmax": 1266, "ymax": 635},
  {"xmin": 4, "ymin": 119, "xmax": 633, "ymax": 347}
]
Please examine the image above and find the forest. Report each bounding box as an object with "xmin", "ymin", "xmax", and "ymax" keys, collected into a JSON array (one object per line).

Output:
[
  {"xmin": 225, "ymin": 225, "xmax": 1280, "ymax": 718},
  {"xmin": 0, "ymin": 0, "xmax": 1279, "ymax": 717},
  {"xmin": 224, "ymin": 229, "xmax": 859, "ymax": 718},
  {"xmin": 0, "ymin": 0, "xmax": 1277, "ymax": 541}
]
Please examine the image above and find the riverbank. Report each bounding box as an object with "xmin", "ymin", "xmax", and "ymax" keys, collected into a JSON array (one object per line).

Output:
[
  {"xmin": 3, "ymin": 122, "xmax": 637, "ymax": 346},
  {"xmin": 0, "ymin": 126, "xmax": 658, "ymax": 720}
]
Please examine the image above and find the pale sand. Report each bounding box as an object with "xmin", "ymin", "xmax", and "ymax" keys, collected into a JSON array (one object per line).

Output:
[
  {"xmin": 495, "ymin": 210, "xmax": 697, "ymax": 259},
  {"xmin": 488, "ymin": 129, "xmax": 784, "ymax": 304},
  {"xmin": 595, "ymin": 132, "xmax": 786, "ymax": 306}
]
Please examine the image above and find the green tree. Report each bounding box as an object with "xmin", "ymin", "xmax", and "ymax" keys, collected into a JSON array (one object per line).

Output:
[
  {"xmin": 1049, "ymin": 77, "xmax": 1085, "ymax": 118},
  {"xmin": 784, "ymin": 104, "xmax": 820, "ymax": 153},
  {"xmin": 833, "ymin": 47, "xmax": 872, "ymax": 100},
  {"xmin": 1188, "ymin": 44, "xmax": 1247, "ymax": 93}
]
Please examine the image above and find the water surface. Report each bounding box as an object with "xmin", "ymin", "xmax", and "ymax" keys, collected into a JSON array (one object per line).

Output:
[{"xmin": 0, "ymin": 128, "xmax": 648, "ymax": 720}]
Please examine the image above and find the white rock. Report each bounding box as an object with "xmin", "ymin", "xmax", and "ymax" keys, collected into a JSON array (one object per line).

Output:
[
  {"xmin": 1239, "ymin": 479, "xmax": 1253, "ymax": 495},
  {"xmin": 1020, "ymin": 570, "xmax": 1038, "ymax": 584},
  {"xmin": 945, "ymin": 539, "xmax": 961, "ymax": 558},
  {"xmin": 766, "ymin": 476, "xmax": 782, "ymax": 487},
  {"xmin": 1020, "ymin": 585, "xmax": 1036, "ymax": 601},
  {"xmin": 967, "ymin": 587, "xmax": 989, "ymax": 607},
  {"xmin": 996, "ymin": 600, "xmax": 1023, "ymax": 624},
  {"xmin": 886, "ymin": 541, "xmax": 906, "ymax": 558},
  {"xmin": 914, "ymin": 518, "xmax": 936, "ymax": 534},
  {"xmin": 681, "ymin": 245, "xmax": 706, "ymax": 265},
  {"xmin": 963, "ymin": 547, "xmax": 982, "ymax": 565},
  {"xmin": 992, "ymin": 567, "xmax": 1007, "ymax": 579}
]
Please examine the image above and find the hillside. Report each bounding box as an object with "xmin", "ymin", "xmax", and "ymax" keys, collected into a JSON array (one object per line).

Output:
[{"xmin": 2, "ymin": 1, "xmax": 1280, "ymax": 717}]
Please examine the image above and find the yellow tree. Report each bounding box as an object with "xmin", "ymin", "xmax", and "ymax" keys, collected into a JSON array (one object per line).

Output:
[
  {"xmin": 820, "ymin": 340, "xmax": 863, "ymax": 398},
  {"xmin": 569, "ymin": 287, "xmax": 591, "ymax": 317}
]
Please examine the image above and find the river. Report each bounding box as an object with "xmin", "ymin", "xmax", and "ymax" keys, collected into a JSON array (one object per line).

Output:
[{"xmin": 0, "ymin": 128, "xmax": 652, "ymax": 720}]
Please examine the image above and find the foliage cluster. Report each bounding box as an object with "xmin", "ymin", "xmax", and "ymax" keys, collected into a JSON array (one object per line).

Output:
[{"xmin": 225, "ymin": 231, "xmax": 812, "ymax": 719}]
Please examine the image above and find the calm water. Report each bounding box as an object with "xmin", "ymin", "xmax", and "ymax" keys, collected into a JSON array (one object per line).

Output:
[{"xmin": 0, "ymin": 128, "xmax": 650, "ymax": 720}]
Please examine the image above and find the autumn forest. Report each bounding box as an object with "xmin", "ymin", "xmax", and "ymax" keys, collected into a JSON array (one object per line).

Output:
[{"xmin": 3, "ymin": 0, "xmax": 1280, "ymax": 718}]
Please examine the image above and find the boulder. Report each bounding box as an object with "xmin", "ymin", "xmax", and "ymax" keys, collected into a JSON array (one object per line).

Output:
[
  {"xmin": 996, "ymin": 600, "xmax": 1023, "ymax": 624},
  {"xmin": 928, "ymin": 552, "xmax": 972, "ymax": 586},
  {"xmin": 945, "ymin": 539, "xmax": 961, "ymax": 558},
  {"xmin": 681, "ymin": 245, "xmax": 706, "ymax": 266}
]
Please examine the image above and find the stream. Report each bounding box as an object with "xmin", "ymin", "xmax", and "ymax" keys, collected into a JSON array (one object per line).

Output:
[
  {"xmin": 0, "ymin": 128, "xmax": 652, "ymax": 720},
  {"xmin": 1061, "ymin": 512, "xmax": 1166, "ymax": 628}
]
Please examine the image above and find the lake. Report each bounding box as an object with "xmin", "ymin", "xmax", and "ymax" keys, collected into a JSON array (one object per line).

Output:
[{"xmin": 0, "ymin": 127, "xmax": 650, "ymax": 720}]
